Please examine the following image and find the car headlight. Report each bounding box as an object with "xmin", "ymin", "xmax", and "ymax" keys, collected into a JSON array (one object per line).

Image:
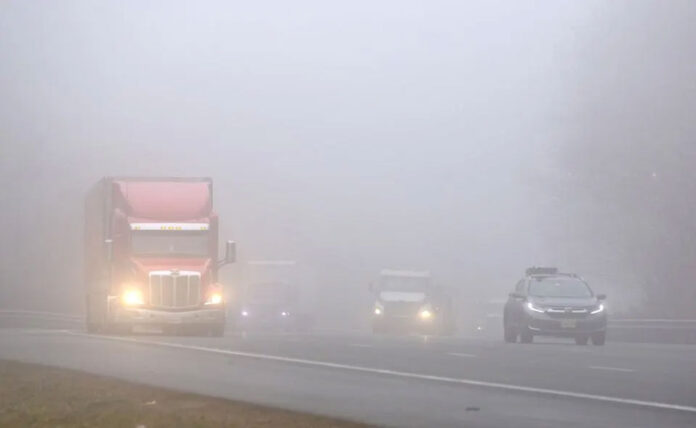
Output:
[
  {"xmin": 241, "ymin": 310, "xmax": 249, "ymax": 317},
  {"xmin": 374, "ymin": 307, "xmax": 382, "ymax": 315},
  {"xmin": 590, "ymin": 303, "xmax": 605, "ymax": 314},
  {"xmin": 122, "ymin": 288, "xmax": 144, "ymax": 306},
  {"xmin": 205, "ymin": 292, "xmax": 223, "ymax": 305},
  {"xmin": 526, "ymin": 302, "xmax": 545, "ymax": 313},
  {"xmin": 281, "ymin": 311, "xmax": 289, "ymax": 317}
]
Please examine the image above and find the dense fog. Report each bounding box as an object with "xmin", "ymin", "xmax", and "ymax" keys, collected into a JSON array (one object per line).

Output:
[{"xmin": 1, "ymin": 0, "xmax": 695, "ymax": 324}]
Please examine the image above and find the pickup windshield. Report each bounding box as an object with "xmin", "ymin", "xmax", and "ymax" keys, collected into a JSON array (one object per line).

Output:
[{"xmin": 131, "ymin": 231, "xmax": 209, "ymax": 257}]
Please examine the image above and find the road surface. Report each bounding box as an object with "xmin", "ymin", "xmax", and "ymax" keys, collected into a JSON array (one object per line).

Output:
[{"xmin": 0, "ymin": 326, "xmax": 694, "ymax": 427}]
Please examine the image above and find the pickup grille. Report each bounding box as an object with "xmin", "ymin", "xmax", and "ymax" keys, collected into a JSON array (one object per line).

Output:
[{"xmin": 148, "ymin": 271, "xmax": 201, "ymax": 308}]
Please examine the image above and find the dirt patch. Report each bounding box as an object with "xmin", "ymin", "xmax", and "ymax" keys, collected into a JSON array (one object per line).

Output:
[{"xmin": 0, "ymin": 359, "xmax": 370, "ymax": 428}]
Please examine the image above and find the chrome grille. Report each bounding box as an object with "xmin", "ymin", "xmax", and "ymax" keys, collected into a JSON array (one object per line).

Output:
[{"xmin": 149, "ymin": 271, "xmax": 201, "ymax": 308}]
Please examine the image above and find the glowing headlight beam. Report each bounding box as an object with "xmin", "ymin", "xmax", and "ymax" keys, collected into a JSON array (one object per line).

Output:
[
  {"xmin": 419, "ymin": 309, "xmax": 433, "ymax": 320},
  {"xmin": 590, "ymin": 303, "xmax": 605, "ymax": 314},
  {"xmin": 122, "ymin": 289, "xmax": 144, "ymax": 306}
]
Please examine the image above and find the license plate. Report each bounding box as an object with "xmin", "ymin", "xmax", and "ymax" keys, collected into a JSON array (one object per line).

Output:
[{"xmin": 561, "ymin": 319, "xmax": 577, "ymax": 328}]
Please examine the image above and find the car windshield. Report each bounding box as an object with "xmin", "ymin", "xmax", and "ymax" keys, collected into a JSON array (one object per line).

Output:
[
  {"xmin": 380, "ymin": 276, "xmax": 430, "ymax": 292},
  {"xmin": 528, "ymin": 277, "xmax": 593, "ymax": 298},
  {"xmin": 131, "ymin": 231, "xmax": 209, "ymax": 257}
]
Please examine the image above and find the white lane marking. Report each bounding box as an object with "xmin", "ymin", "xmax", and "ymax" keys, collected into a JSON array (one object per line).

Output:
[
  {"xmin": 348, "ymin": 343, "xmax": 373, "ymax": 348},
  {"xmin": 589, "ymin": 366, "xmax": 635, "ymax": 373},
  {"xmin": 61, "ymin": 331, "xmax": 696, "ymax": 414},
  {"xmin": 448, "ymin": 352, "xmax": 477, "ymax": 358}
]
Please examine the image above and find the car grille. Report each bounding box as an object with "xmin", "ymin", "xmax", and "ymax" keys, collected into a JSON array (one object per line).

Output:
[
  {"xmin": 148, "ymin": 271, "xmax": 201, "ymax": 308},
  {"xmin": 545, "ymin": 307, "xmax": 591, "ymax": 319},
  {"xmin": 384, "ymin": 302, "xmax": 421, "ymax": 317}
]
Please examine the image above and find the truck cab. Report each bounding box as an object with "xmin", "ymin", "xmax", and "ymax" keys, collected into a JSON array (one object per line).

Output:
[
  {"xmin": 84, "ymin": 177, "xmax": 235, "ymax": 336},
  {"xmin": 370, "ymin": 270, "xmax": 456, "ymax": 335},
  {"xmin": 236, "ymin": 261, "xmax": 314, "ymax": 332}
]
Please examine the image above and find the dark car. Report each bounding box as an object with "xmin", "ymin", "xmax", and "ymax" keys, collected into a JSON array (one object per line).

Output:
[{"xmin": 503, "ymin": 267, "xmax": 607, "ymax": 345}]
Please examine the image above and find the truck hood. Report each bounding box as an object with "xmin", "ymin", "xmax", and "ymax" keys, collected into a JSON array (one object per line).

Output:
[
  {"xmin": 379, "ymin": 291, "xmax": 426, "ymax": 303},
  {"xmin": 129, "ymin": 257, "xmax": 212, "ymax": 274}
]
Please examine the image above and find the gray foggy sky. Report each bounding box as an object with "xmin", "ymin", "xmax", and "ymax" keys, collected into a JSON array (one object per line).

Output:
[{"xmin": 0, "ymin": 1, "xmax": 661, "ymax": 315}]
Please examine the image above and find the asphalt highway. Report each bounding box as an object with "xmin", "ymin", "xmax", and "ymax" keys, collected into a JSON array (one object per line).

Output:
[{"xmin": 0, "ymin": 326, "xmax": 695, "ymax": 427}]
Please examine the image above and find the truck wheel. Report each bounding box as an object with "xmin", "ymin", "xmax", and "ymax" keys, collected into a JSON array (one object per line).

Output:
[
  {"xmin": 575, "ymin": 335, "xmax": 589, "ymax": 345},
  {"xmin": 520, "ymin": 328, "xmax": 534, "ymax": 344},
  {"xmin": 504, "ymin": 326, "xmax": 517, "ymax": 343},
  {"xmin": 591, "ymin": 331, "xmax": 606, "ymax": 346},
  {"xmin": 209, "ymin": 324, "xmax": 225, "ymax": 337},
  {"xmin": 86, "ymin": 322, "xmax": 101, "ymax": 334}
]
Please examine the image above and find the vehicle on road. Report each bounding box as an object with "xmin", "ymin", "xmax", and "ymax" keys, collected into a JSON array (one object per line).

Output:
[
  {"xmin": 235, "ymin": 260, "xmax": 315, "ymax": 332},
  {"xmin": 370, "ymin": 269, "xmax": 456, "ymax": 335},
  {"xmin": 84, "ymin": 177, "xmax": 236, "ymax": 336},
  {"xmin": 503, "ymin": 267, "xmax": 607, "ymax": 345}
]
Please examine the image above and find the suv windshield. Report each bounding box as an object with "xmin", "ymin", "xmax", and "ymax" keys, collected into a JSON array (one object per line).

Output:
[
  {"xmin": 131, "ymin": 231, "xmax": 209, "ymax": 257},
  {"xmin": 528, "ymin": 277, "xmax": 593, "ymax": 298}
]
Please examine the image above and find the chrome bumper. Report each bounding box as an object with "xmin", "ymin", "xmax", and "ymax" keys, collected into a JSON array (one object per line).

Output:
[{"xmin": 113, "ymin": 306, "xmax": 225, "ymax": 325}]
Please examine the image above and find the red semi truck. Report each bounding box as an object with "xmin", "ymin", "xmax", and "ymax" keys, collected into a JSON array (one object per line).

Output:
[{"xmin": 84, "ymin": 177, "xmax": 235, "ymax": 335}]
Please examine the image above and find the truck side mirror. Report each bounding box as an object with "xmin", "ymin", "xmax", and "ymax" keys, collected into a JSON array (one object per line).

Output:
[
  {"xmin": 509, "ymin": 292, "xmax": 525, "ymax": 300},
  {"xmin": 104, "ymin": 239, "xmax": 113, "ymax": 262},
  {"xmin": 225, "ymin": 241, "xmax": 236, "ymax": 264}
]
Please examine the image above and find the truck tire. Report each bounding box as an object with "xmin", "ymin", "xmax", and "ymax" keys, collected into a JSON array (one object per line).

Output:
[
  {"xmin": 575, "ymin": 335, "xmax": 589, "ymax": 345},
  {"xmin": 591, "ymin": 331, "xmax": 606, "ymax": 346},
  {"xmin": 209, "ymin": 323, "xmax": 225, "ymax": 337}
]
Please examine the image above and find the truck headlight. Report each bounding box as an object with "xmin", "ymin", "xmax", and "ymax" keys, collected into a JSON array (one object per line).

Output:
[
  {"xmin": 419, "ymin": 309, "xmax": 433, "ymax": 320},
  {"xmin": 122, "ymin": 288, "xmax": 144, "ymax": 306},
  {"xmin": 205, "ymin": 293, "xmax": 223, "ymax": 305},
  {"xmin": 374, "ymin": 307, "xmax": 382, "ymax": 315}
]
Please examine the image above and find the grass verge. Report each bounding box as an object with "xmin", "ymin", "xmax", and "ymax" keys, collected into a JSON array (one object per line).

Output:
[{"xmin": 0, "ymin": 359, "xmax": 369, "ymax": 428}]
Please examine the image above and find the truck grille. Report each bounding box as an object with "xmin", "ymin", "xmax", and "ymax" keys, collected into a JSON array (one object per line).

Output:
[
  {"xmin": 384, "ymin": 302, "xmax": 420, "ymax": 317},
  {"xmin": 148, "ymin": 271, "xmax": 201, "ymax": 308}
]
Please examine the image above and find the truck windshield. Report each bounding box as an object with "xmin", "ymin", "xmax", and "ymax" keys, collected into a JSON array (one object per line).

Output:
[
  {"xmin": 131, "ymin": 231, "xmax": 209, "ymax": 257},
  {"xmin": 248, "ymin": 282, "xmax": 290, "ymax": 303},
  {"xmin": 528, "ymin": 278, "xmax": 593, "ymax": 298},
  {"xmin": 380, "ymin": 277, "xmax": 430, "ymax": 292}
]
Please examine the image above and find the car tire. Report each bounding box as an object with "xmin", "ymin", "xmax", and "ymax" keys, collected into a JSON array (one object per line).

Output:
[
  {"xmin": 209, "ymin": 324, "xmax": 225, "ymax": 337},
  {"xmin": 591, "ymin": 331, "xmax": 606, "ymax": 346},
  {"xmin": 504, "ymin": 326, "xmax": 518, "ymax": 343},
  {"xmin": 575, "ymin": 335, "xmax": 589, "ymax": 345},
  {"xmin": 520, "ymin": 329, "xmax": 534, "ymax": 344}
]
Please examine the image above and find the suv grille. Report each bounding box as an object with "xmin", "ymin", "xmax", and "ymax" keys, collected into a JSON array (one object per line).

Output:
[{"xmin": 148, "ymin": 271, "xmax": 201, "ymax": 308}]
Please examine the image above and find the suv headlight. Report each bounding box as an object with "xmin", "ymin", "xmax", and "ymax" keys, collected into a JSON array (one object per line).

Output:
[
  {"xmin": 526, "ymin": 302, "xmax": 545, "ymax": 313},
  {"xmin": 590, "ymin": 303, "xmax": 605, "ymax": 314}
]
